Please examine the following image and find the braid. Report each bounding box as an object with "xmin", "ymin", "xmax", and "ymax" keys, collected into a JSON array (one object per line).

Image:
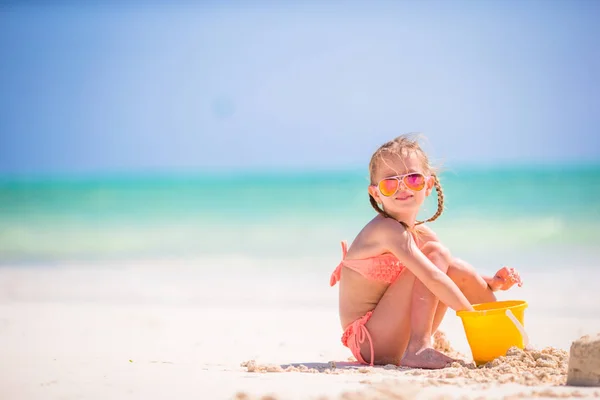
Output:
[
  {"xmin": 369, "ymin": 194, "xmax": 387, "ymax": 218},
  {"xmin": 415, "ymin": 174, "xmax": 444, "ymax": 225}
]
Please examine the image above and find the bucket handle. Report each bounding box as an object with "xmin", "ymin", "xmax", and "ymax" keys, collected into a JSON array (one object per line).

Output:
[{"xmin": 505, "ymin": 309, "xmax": 529, "ymax": 348}]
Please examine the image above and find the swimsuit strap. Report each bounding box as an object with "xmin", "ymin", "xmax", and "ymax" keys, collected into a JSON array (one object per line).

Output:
[
  {"xmin": 349, "ymin": 311, "xmax": 374, "ymax": 366},
  {"xmin": 329, "ymin": 241, "xmax": 348, "ymax": 287}
]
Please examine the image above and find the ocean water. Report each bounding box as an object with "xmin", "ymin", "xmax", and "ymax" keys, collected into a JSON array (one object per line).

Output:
[{"xmin": 1, "ymin": 165, "xmax": 599, "ymax": 272}]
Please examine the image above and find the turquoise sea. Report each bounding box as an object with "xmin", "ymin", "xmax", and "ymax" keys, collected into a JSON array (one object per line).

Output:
[{"xmin": 1, "ymin": 165, "xmax": 599, "ymax": 271}]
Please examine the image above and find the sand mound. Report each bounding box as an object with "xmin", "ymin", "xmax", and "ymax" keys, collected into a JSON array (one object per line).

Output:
[
  {"xmin": 567, "ymin": 333, "xmax": 600, "ymax": 387},
  {"xmin": 432, "ymin": 330, "xmax": 463, "ymax": 359},
  {"xmin": 240, "ymin": 346, "xmax": 569, "ymax": 386},
  {"xmin": 236, "ymin": 345, "xmax": 600, "ymax": 400},
  {"xmin": 406, "ymin": 346, "xmax": 569, "ymax": 386}
]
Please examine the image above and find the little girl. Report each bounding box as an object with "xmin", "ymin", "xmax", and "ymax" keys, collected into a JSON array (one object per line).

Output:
[{"xmin": 330, "ymin": 135, "xmax": 522, "ymax": 369}]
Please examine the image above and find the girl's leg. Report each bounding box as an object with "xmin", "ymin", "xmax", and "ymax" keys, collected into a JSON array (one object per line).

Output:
[
  {"xmin": 357, "ymin": 268, "xmax": 415, "ymax": 366},
  {"xmin": 359, "ymin": 241, "xmax": 455, "ymax": 368},
  {"xmin": 447, "ymin": 258, "xmax": 497, "ymax": 305},
  {"xmin": 400, "ymin": 241, "xmax": 455, "ymax": 368}
]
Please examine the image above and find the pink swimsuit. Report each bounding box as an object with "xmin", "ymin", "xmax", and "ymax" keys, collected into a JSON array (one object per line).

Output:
[{"xmin": 329, "ymin": 241, "xmax": 407, "ymax": 365}]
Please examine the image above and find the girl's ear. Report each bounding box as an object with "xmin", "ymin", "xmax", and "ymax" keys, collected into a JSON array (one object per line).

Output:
[
  {"xmin": 425, "ymin": 176, "xmax": 435, "ymax": 197},
  {"xmin": 368, "ymin": 185, "xmax": 381, "ymax": 204}
]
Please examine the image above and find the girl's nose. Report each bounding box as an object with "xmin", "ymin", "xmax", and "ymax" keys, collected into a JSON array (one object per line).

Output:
[{"xmin": 397, "ymin": 178, "xmax": 408, "ymax": 191}]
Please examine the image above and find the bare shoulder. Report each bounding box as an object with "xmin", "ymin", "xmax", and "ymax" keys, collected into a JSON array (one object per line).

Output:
[
  {"xmin": 347, "ymin": 216, "xmax": 413, "ymax": 258},
  {"xmin": 369, "ymin": 216, "xmax": 414, "ymax": 253}
]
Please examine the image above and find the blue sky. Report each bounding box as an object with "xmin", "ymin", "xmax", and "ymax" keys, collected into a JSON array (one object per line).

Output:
[{"xmin": 1, "ymin": 1, "xmax": 599, "ymax": 175}]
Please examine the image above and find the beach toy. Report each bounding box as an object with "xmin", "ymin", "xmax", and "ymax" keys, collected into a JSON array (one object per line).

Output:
[{"xmin": 456, "ymin": 300, "xmax": 528, "ymax": 366}]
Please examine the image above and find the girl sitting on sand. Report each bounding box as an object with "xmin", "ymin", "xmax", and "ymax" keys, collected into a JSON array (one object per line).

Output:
[{"xmin": 330, "ymin": 134, "xmax": 522, "ymax": 369}]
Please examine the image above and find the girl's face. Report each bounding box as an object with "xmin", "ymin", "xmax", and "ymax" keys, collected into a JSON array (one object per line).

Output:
[{"xmin": 368, "ymin": 151, "xmax": 434, "ymax": 220}]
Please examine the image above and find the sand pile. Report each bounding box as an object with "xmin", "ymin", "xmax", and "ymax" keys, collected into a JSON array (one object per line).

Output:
[
  {"xmin": 239, "ymin": 331, "xmax": 461, "ymax": 375},
  {"xmin": 240, "ymin": 359, "xmax": 354, "ymax": 374},
  {"xmin": 237, "ymin": 341, "xmax": 600, "ymax": 400},
  {"xmin": 241, "ymin": 328, "xmax": 570, "ymax": 386},
  {"xmin": 404, "ymin": 346, "xmax": 570, "ymax": 386},
  {"xmin": 238, "ymin": 330, "xmax": 584, "ymax": 400},
  {"xmin": 432, "ymin": 330, "xmax": 465, "ymax": 360},
  {"xmin": 241, "ymin": 346, "xmax": 570, "ymax": 386},
  {"xmin": 567, "ymin": 333, "xmax": 600, "ymax": 387}
]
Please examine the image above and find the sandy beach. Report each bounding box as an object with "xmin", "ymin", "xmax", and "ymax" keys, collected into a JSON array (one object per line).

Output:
[
  {"xmin": 1, "ymin": 261, "xmax": 599, "ymax": 400},
  {"xmin": 2, "ymin": 0, "xmax": 600, "ymax": 398}
]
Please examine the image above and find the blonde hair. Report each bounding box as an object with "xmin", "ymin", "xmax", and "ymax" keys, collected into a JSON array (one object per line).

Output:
[{"xmin": 368, "ymin": 134, "xmax": 445, "ymax": 228}]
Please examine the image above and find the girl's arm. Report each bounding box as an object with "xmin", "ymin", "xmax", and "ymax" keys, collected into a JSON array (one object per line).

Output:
[
  {"xmin": 418, "ymin": 224, "xmax": 523, "ymax": 292},
  {"xmin": 381, "ymin": 220, "xmax": 474, "ymax": 312}
]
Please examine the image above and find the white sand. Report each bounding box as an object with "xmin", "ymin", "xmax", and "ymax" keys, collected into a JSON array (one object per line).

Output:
[{"xmin": 1, "ymin": 263, "xmax": 599, "ymax": 400}]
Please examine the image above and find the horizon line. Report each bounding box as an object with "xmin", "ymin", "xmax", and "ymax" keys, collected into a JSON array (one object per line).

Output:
[{"xmin": 1, "ymin": 160, "xmax": 599, "ymax": 183}]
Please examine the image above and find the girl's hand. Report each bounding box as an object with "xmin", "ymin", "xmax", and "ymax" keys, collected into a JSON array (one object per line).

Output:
[{"xmin": 487, "ymin": 267, "xmax": 523, "ymax": 291}]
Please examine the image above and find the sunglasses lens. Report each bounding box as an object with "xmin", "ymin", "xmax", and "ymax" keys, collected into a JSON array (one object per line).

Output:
[
  {"xmin": 378, "ymin": 178, "xmax": 399, "ymax": 197},
  {"xmin": 403, "ymin": 173, "xmax": 426, "ymax": 191}
]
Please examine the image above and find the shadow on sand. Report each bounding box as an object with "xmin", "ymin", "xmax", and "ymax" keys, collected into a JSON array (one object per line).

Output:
[{"xmin": 278, "ymin": 361, "xmax": 411, "ymax": 372}]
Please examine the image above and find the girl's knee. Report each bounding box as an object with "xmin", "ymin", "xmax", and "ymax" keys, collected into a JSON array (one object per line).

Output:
[
  {"xmin": 421, "ymin": 241, "xmax": 451, "ymax": 259},
  {"xmin": 448, "ymin": 258, "xmax": 476, "ymax": 276},
  {"xmin": 420, "ymin": 242, "xmax": 452, "ymax": 272}
]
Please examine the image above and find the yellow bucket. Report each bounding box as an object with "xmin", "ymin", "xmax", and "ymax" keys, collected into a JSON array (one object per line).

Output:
[{"xmin": 456, "ymin": 300, "xmax": 528, "ymax": 366}]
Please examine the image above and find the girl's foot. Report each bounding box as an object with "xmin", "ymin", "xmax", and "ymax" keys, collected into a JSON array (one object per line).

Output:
[
  {"xmin": 400, "ymin": 346, "xmax": 455, "ymax": 369},
  {"xmin": 486, "ymin": 267, "xmax": 523, "ymax": 291}
]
